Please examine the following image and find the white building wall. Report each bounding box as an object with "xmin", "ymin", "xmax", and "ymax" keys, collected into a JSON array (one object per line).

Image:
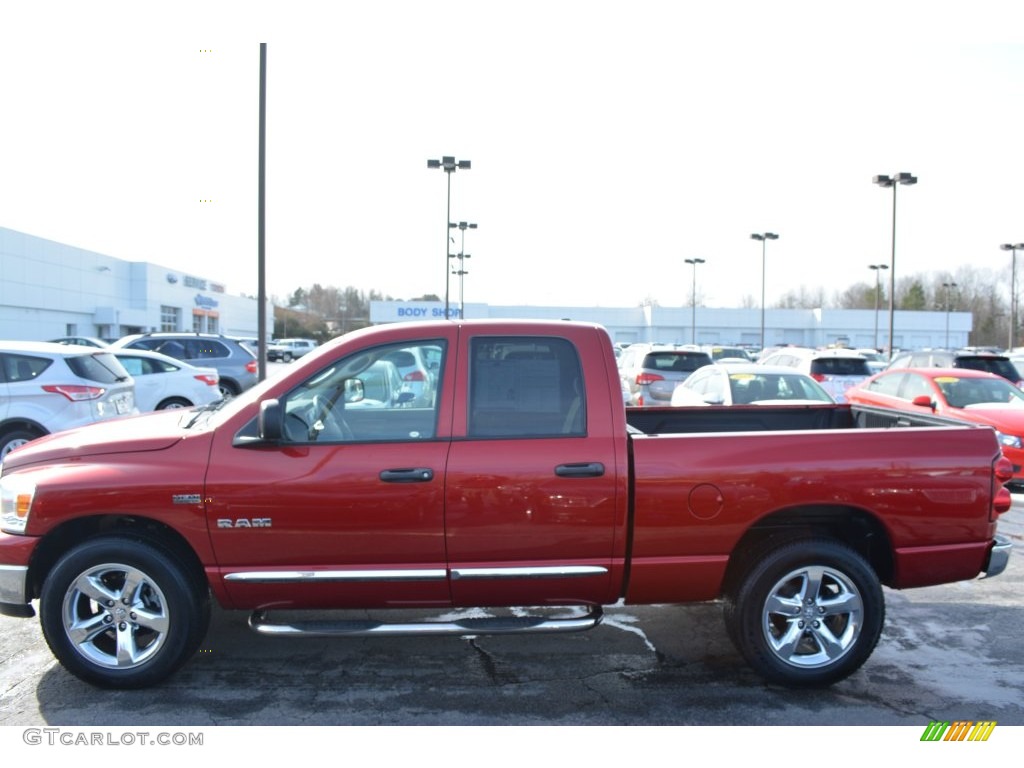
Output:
[{"xmin": 0, "ymin": 226, "xmax": 266, "ymax": 341}]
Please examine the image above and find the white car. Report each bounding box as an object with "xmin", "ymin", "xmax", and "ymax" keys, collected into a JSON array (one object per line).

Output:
[
  {"xmin": 672, "ymin": 363, "xmax": 835, "ymax": 406},
  {"xmin": 110, "ymin": 348, "xmax": 221, "ymax": 411},
  {"xmin": 0, "ymin": 341, "xmax": 138, "ymax": 458}
]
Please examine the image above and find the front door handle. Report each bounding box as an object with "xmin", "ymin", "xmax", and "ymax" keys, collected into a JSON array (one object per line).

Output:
[
  {"xmin": 554, "ymin": 462, "xmax": 605, "ymax": 478},
  {"xmin": 379, "ymin": 468, "xmax": 434, "ymax": 483}
]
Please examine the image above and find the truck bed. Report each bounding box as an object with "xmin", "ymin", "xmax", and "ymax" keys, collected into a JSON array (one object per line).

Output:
[{"xmin": 625, "ymin": 402, "xmax": 971, "ymax": 434}]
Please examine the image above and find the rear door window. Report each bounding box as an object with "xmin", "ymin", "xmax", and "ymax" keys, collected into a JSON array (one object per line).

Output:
[
  {"xmin": 65, "ymin": 352, "xmax": 130, "ymax": 384},
  {"xmin": 469, "ymin": 337, "xmax": 585, "ymax": 437}
]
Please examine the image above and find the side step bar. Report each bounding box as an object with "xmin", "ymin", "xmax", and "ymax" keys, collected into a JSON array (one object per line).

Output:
[{"xmin": 249, "ymin": 606, "xmax": 603, "ymax": 638}]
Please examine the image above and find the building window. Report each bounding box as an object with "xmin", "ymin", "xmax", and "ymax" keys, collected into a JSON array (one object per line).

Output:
[
  {"xmin": 192, "ymin": 314, "xmax": 203, "ymax": 333},
  {"xmin": 160, "ymin": 306, "xmax": 180, "ymax": 332}
]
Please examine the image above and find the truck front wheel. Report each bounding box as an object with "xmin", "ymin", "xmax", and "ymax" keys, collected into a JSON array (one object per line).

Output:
[
  {"xmin": 39, "ymin": 536, "xmax": 209, "ymax": 689},
  {"xmin": 724, "ymin": 538, "xmax": 884, "ymax": 687}
]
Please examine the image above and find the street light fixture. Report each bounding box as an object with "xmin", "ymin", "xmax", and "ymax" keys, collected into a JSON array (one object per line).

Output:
[
  {"xmin": 750, "ymin": 233, "xmax": 779, "ymax": 350},
  {"xmin": 1000, "ymin": 243, "xmax": 1024, "ymax": 351},
  {"xmin": 684, "ymin": 257, "xmax": 705, "ymax": 344},
  {"xmin": 942, "ymin": 281, "xmax": 958, "ymax": 348},
  {"xmin": 873, "ymin": 172, "xmax": 918, "ymax": 357},
  {"xmin": 868, "ymin": 264, "xmax": 888, "ymax": 350},
  {"xmin": 449, "ymin": 221, "xmax": 477, "ymax": 319},
  {"xmin": 427, "ymin": 156, "xmax": 471, "ymax": 319}
]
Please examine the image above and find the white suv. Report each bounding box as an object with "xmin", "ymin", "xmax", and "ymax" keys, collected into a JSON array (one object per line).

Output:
[
  {"xmin": 267, "ymin": 338, "xmax": 318, "ymax": 362},
  {"xmin": 757, "ymin": 347, "xmax": 872, "ymax": 403},
  {"xmin": 0, "ymin": 342, "xmax": 138, "ymax": 458}
]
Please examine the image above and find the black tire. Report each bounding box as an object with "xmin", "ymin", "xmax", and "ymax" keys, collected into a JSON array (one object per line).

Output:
[
  {"xmin": 0, "ymin": 428, "xmax": 44, "ymax": 459},
  {"xmin": 218, "ymin": 380, "xmax": 240, "ymax": 399},
  {"xmin": 39, "ymin": 536, "xmax": 209, "ymax": 689},
  {"xmin": 723, "ymin": 537, "xmax": 884, "ymax": 688},
  {"xmin": 156, "ymin": 397, "xmax": 193, "ymax": 410},
  {"xmin": 282, "ymin": 352, "xmax": 293, "ymax": 362}
]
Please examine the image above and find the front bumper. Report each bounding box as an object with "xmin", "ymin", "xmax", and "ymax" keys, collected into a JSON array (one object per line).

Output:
[
  {"xmin": 0, "ymin": 532, "xmax": 38, "ymax": 617},
  {"xmin": 982, "ymin": 534, "xmax": 1013, "ymax": 579},
  {"xmin": 0, "ymin": 565, "xmax": 33, "ymax": 616}
]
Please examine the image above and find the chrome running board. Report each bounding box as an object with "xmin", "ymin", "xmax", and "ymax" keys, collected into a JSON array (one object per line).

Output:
[{"xmin": 248, "ymin": 606, "xmax": 603, "ymax": 637}]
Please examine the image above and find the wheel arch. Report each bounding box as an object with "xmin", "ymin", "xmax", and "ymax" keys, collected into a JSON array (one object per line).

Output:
[
  {"xmin": 27, "ymin": 514, "xmax": 208, "ymax": 602},
  {"xmin": 0, "ymin": 418, "xmax": 48, "ymax": 440},
  {"xmin": 721, "ymin": 504, "xmax": 894, "ymax": 598}
]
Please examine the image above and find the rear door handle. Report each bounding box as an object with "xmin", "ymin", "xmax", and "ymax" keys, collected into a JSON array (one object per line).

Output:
[
  {"xmin": 554, "ymin": 462, "xmax": 605, "ymax": 478},
  {"xmin": 379, "ymin": 468, "xmax": 434, "ymax": 483}
]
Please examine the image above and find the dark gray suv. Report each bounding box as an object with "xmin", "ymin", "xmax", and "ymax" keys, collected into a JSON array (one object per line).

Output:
[
  {"xmin": 886, "ymin": 350, "xmax": 1023, "ymax": 387},
  {"xmin": 111, "ymin": 333, "xmax": 259, "ymax": 398}
]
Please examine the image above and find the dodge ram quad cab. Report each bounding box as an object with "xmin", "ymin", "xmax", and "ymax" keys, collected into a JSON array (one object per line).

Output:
[{"xmin": 0, "ymin": 320, "xmax": 1013, "ymax": 689}]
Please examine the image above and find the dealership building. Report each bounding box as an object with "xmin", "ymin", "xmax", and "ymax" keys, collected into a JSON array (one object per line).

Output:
[
  {"xmin": 0, "ymin": 226, "xmax": 268, "ymax": 342},
  {"xmin": 370, "ymin": 300, "xmax": 973, "ymax": 352},
  {"xmin": 1, "ymin": 226, "xmax": 972, "ymax": 351}
]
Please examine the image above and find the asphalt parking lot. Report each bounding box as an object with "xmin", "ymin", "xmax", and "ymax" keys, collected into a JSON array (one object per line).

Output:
[{"xmin": 1, "ymin": 494, "xmax": 1021, "ymax": 729}]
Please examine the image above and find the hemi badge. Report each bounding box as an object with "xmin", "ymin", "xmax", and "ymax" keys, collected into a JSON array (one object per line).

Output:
[{"xmin": 172, "ymin": 494, "xmax": 203, "ymax": 505}]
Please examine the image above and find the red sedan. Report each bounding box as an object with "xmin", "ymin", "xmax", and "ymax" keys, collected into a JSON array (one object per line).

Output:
[{"xmin": 845, "ymin": 367, "xmax": 1024, "ymax": 480}]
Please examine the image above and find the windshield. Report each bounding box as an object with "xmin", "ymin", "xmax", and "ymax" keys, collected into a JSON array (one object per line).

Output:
[
  {"xmin": 936, "ymin": 376, "xmax": 1024, "ymax": 408},
  {"xmin": 727, "ymin": 372, "xmax": 833, "ymax": 404}
]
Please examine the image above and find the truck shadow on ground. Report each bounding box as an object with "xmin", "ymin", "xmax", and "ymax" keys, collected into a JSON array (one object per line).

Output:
[{"xmin": 30, "ymin": 592, "xmax": 1024, "ymax": 727}]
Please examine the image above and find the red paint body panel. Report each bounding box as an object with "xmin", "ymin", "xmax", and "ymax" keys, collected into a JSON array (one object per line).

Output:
[{"xmin": 0, "ymin": 320, "xmax": 1009, "ymax": 617}]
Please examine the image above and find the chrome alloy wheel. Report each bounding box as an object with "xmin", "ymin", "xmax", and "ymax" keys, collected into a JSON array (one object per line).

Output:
[
  {"xmin": 61, "ymin": 562, "xmax": 171, "ymax": 669},
  {"xmin": 761, "ymin": 565, "xmax": 864, "ymax": 669}
]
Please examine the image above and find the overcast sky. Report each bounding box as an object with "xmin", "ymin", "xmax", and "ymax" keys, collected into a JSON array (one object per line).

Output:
[{"xmin": 2, "ymin": 1, "xmax": 1023, "ymax": 312}]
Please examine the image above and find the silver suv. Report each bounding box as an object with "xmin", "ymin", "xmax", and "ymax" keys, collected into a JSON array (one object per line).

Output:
[
  {"xmin": 111, "ymin": 333, "xmax": 258, "ymax": 398},
  {"xmin": 0, "ymin": 342, "xmax": 137, "ymax": 458},
  {"xmin": 618, "ymin": 344, "xmax": 713, "ymax": 406}
]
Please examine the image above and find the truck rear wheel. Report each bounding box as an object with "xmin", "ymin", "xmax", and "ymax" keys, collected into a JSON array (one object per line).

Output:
[
  {"xmin": 39, "ymin": 536, "xmax": 209, "ymax": 689},
  {"xmin": 724, "ymin": 538, "xmax": 884, "ymax": 687}
]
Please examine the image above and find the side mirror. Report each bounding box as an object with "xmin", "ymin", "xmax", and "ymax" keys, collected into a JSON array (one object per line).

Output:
[
  {"xmin": 344, "ymin": 379, "xmax": 365, "ymax": 403},
  {"xmin": 258, "ymin": 399, "xmax": 283, "ymax": 441},
  {"xmin": 911, "ymin": 394, "xmax": 935, "ymax": 411}
]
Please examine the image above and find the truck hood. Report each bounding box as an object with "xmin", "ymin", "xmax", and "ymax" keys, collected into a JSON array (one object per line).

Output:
[{"xmin": 2, "ymin": 410, "xmax": 200, "ymax": 470}]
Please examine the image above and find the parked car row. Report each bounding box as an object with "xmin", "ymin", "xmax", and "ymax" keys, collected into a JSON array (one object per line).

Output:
[
  {"xmin": 0, "ymin": 332, "xmax": 263, "ymax": 459},
  {"xmin": 0, "ymin": 342, "xmax": 138, "ymax": 458}
]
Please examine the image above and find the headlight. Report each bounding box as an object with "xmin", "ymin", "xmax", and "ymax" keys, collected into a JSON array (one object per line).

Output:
[
  {"xmin": 996, "ymin": 431, "xmax": 1023, "ymax": 450},
  {"xmin": 0, "ymin": 476, "xmax": 35, "ymax": 534}
]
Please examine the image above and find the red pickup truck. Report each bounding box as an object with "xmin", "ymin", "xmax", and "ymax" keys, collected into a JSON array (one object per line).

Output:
[{"xmin": 0, "ymin": 320, "xmax": 1013, "ymax": 689}]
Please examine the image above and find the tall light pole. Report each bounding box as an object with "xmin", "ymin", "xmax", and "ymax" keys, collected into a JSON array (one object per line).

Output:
[
  {"xmin": 868, "ymin": 264, "xmax": 888, "ymax": 350},
  {"xmin": 684, "ymin": 257, "xmax": 705, "ymax": 344},
  {"xmin": 1000, "ymin": 243, "xmax": 1024, "ymax": 351},
  {"xmin": 449, "ymin": 221, "xmax": 477, "ymax": 319},
  {"xmin": 873, "ymin": 172, "xmax": 917, "ymax": 357},
  {"xmin": 942, "ymin": 280, "xmax": 958, "ymax": 348},
  {"xmin": 427, "ymin": 156, "xmax": 470, "ymax": 319},
  {"xmin": 751, "ymin": 233, "xmax": 778, "ymax": 351}
]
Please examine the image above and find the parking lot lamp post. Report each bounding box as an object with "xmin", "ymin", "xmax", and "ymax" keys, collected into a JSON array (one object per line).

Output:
[
  {"xmin": 1000, "ymin": 243, "xmax": 1024, "ymax": 350},
  {"xmin": 449, "ymin": 222, "xmax": 477, "ymax": 319},
  {"xmin": 869, "ymin": 264, "xmax": 889, "ymax": 350},
  {"xmin": 942, "ymin": 281, "xmax": 958, "ymax": 348},
  {"xmin": 684, "ymin": 258, "xmax": 705, "ymax": 344},
  {"xmin": 751, "ymin": 233, "xmax": 779, "ymax": 350},
  {"xmin": 427, "ymin": 156, "xmax": 471, "ymax": 319},
  {"xmin": 873, "ymin": 173, "xmax": 918, "ymax": 358}
]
